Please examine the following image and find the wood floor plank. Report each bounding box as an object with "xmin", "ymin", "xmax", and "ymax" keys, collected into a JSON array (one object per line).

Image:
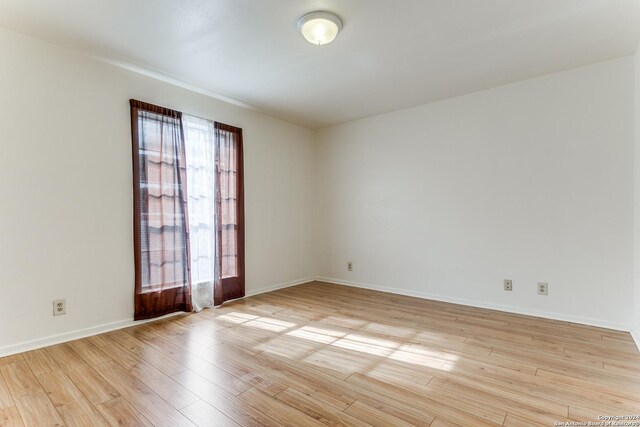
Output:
[
  {"xmin": 86, "ymin": 334, "xmax": 113, "ymax": 348},
  {"xmin": 93, "ymin": 360, "xmax": 195, "ymax": 427},
  {"xmin": 161, "ymin": 334, "xmax": 290, "ymax": 397},
  {"xmin": 503, "ymin": 412, "xmax": 546, "ymax": 427},
  {"xmin": 255, "ymin": 353, "xmax": 437, "ymax": 426},
  {"xmin": 195, "ymin": 342, "xmax": 355, "ymax": 408},
  {"xmin": 346, "ymin": 372, "xmax": 490, "ymax": 426},
  {"xmin": 67, "ymin": 339, "xmax": 112, "ymax": 366},
  {"xmin": 21, "ymin": 349, "xmax": 60, "ymax": 377},
  {"xmin": 603, "ymin": 360, "xmax": 640, "ymax": 378},
  {"xmin": 125, "ymin": 324, "xmax": 212, "ymax": 360},
  {"xmin": 0, "ymin": 372, "xmax": 15, "ymax": 410},
  {"xmin": 430, "ymin": 418, "xmax": 462, "ymax": 427},
  {"xmin": 0, "ymin": 357, "xmax": 24, "ymax": 368},
  {"xmin": 0, "ymin": 374, "xmax": 23, "ymax": 427},
  {"xmin": 102, "ymin": 330, "xmax": 188, "ymax": 376},
  {"xmin": 172, "ymin": 369, "xmax": 283, "ymax": 427},
  {"xmin": 434, "ymin": 364, "xmax": 570, "ymax": 417},
  {"xmin": 274, "ymin": 387, "xmax": 369, "ymax": 427},
  {"xmin": 0, "ymin": 360, "xmax": 64, "ymax": 426},
  {"xmin": 46, "ymin": 343, "xmax": 120, "ymax": 405},
  {"xmin": 0, "ymin": 405, "xmax": 24, "ymax": 427},
  {"xmin": 37, "ymin": 369, "xmax": 109, "ymax": 427},
  {"xmin": 427, "ymin": 376, "xmax": 567, "ymax": 425},
  {"xmin": 301, "ymin": 347, "xmax": 374, "ymax": 377},
  {"xmin": 180, "ymin": 400, "xmax": 240, "ymax": 427},
  {"xmin": 173, "ymin": 351, "xmax": 253, "ymax": 396},
  {"xmin": 422, "ymin": 383, "xmax": 507, "ymax": 424},
  {"xmin": 344, "ymin": 400, "xmax": 416, "ymax": 427},
  {"xmin": 100, "ymin": 341, "xmax": 199, "ymax": 410},
  {"xmin": 95, "ymin": 396, "xmax": 152, "ymax": 427},
  {"xmin": 238, "ymin": 387, "xmax": 325, "ymax": 427}
]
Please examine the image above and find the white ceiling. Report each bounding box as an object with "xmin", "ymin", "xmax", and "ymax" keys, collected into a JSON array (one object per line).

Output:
[{"xmin": 1, "ymin": 0, "xmax": 639, "ymax": 128}]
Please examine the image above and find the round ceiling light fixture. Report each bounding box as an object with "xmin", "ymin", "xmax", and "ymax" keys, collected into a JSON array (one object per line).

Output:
[{"xmin": 297, "ymin": 11, "xmax": 343, "ymax": 46}]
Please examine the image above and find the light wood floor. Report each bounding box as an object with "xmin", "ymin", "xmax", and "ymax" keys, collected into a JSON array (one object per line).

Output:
[{"xmin": 1, "ymin": 282, "xmax": 639, "ymax": 426}]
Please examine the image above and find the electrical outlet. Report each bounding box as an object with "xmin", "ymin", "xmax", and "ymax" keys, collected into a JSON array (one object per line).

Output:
[
  {"xmin": 53, "ymin": 299, "xmax": 66, "ymax": 316},
  {"xmin": 347, "ymin": 262, "xmax": 353, "ymax": 272},
  {"xmin": 504, "ymin": 279, "xmax": 512, "ymax": 291},
  {"xmin": 537, "ymin": 282, "xmax": 548, "ymax": 295}
]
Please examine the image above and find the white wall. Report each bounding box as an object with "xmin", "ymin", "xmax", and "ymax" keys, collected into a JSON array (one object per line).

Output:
[
  {"xmin": 633, "ymin": 48, "xmax": 640, "ymax": 345},
  {"xmin": 0, "ymin": 28, "xmax": 316, "ymax": 353},
  {"xmin": 315, "ymin": 57, "xmax": 635, "ymax": 330},
  {"xmin": 1, "ymin": 26, "xmax": 637, "ymax": 355}
]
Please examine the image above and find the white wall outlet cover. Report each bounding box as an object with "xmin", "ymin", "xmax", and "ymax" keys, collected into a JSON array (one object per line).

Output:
[
  {"xmin": 537, "ymin": 282, "xmax": 548, "ymax": 295},
  {"xmin": 53, "ymin": 299, "xmax": 66, "ymax": 316},
  {"xmin": 504, "ymin": 279, "xmax": 513, "ymax": 291}
]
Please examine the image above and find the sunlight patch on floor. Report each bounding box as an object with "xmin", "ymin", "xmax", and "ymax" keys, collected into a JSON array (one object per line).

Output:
[
  {"xmin": 286, "ymin": 326, "xmax": 344, "ymax": 344},
  {"xmin": 221, "ymin": 311, "xmax": 460, "ymax": 371},
  {"xmin": 387, "ymin": 344, "xmax": 457, "ymax": 369},
  {"xmin": 243, "ymin": 318, "xmax": 296, "ymax": 332},
  {"xmin": 331, "ymin": 337, "xmax": 395, "ymax": 357},
  {"xmin": 238, "ymin": 316, "xmax": 460, "ymax": 371},
  {"xmin": 217, "ymin": 312, "xmax": 260, "ymax": 324}
]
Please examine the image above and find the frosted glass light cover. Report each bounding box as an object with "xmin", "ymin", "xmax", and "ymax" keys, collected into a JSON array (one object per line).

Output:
[{"xmin": 298, "ymin": 12, "xmax": 343, "ymax": 46}]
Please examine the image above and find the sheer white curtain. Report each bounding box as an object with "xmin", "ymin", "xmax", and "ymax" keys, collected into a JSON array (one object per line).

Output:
[{"xmin": 184, "ymin": 115, "xmax": 217, "ymax": 311}]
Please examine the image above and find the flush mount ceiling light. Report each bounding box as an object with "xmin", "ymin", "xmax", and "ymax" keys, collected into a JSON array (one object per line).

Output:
[{"xmin": 297, "ymin": 11, "xmax": 343, "ymax": 46}]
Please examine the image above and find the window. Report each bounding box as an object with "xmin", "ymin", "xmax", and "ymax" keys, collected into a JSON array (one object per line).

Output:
[
  {"xmin": 130, "ymin": 100, "xmax": 244, "ymax": 320},
  {"xmin": 184, "ymin": 115, "xmax": 216, "ymax": 311},
  {"xmin": 214, "ymin": 122, "xmax": 245, "ymax": 305}
]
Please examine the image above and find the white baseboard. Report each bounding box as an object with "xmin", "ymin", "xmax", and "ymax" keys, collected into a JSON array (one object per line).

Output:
[
  {"xmin": 631, "ymin": 330, "xmax": 640, "ymax": 352},
  {"xmin": 0, "ymin": 277, "xmax": 315, "ymax": 358},
  {"xmin": 244, "ymin": 277, "xmax": 316, "ymax": 298},
  {"xmin": 3, "ymin": 276, "xmax": 632, "ymax": 358},
  {"xmin": 0, "ymin": 312, "xmax": 181, "ymax": 358},
  {"xmin": 315, "ymin": 276, "xmax": 631, "ymax": 332}
]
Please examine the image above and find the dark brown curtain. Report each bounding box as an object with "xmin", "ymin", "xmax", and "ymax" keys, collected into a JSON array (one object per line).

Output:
[
  {"xmin": 214, "ymin": 122, "xmax": 245, "ymax": 305},
  {"xmin": 130, "ymin": 99, "xmax": 192, "ymax": 320}
]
